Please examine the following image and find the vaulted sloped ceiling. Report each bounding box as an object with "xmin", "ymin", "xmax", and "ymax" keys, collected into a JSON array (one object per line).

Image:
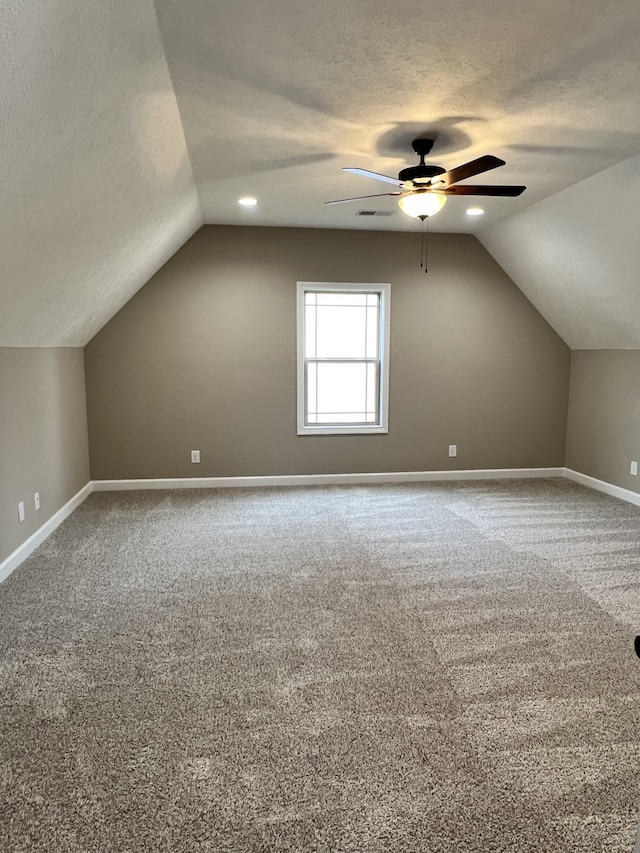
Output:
[
  {"xmin": 0, "ymin": 0, "xmax": 202, "ymax": 347},
  {"xmin": 479, "ymin": 153, "xmax": 640, "ymax": 349},
  {"xmin": 3, "ymin": 0, "xmax": 640, "ymax": 349}
]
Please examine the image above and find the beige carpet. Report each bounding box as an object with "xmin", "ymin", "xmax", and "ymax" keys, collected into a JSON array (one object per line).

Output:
[{"xmin": 1, "ymin": 479, "xmax": 640, "ymax": 851}]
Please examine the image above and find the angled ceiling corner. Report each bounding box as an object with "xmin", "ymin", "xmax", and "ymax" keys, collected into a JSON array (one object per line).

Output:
[
  {"xmin": 478, "ymin": 153, "xmax": 640, "ymax": 350},
  {"xmin": 0, "ymin": 0, "xmax": 203, "ymax": 348}
]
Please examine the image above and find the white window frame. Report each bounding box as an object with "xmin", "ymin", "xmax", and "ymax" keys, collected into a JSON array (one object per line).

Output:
[{"xmin": 296, "ymin": 281, "xmax": 391, "ymax": 436}]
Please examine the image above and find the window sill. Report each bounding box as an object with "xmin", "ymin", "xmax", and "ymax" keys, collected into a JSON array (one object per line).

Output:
[{"xmin": 297, "ymin": 425, "xmax": 388, "ymax": 436}]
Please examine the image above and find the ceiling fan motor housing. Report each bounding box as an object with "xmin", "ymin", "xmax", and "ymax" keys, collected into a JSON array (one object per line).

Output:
[
  {"xmin": 398, "ymin": 164, "xmax": 445, "ymax": 184},
  {"xmin": 399, "ymin": 138, "xmax": 444, "ymax": 184}
]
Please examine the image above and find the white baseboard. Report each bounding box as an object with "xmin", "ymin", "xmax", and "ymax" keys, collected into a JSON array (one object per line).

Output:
[
  {"xmin": 0, "ymin": 482, "xmax": 93, "ymax": 584},
  {"xmin": 4, "ymin": 467, "xmax": 639, "ymax": 585},
  {"xmin": 91, "ymin": 467, "xmax": 565, "ymax": 491},
  {"xmin": 563, "ymin": 468, "xmax": 640, "ymax": 507}
]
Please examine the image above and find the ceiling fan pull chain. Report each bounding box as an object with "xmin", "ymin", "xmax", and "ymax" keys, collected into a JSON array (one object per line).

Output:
[
  {"xmin": 419, "ymin": 215, "xmax": 429, "ymax": 274},
  {"xmin": 425, "ymin": 216, "xmax": 429, "ymax": 274}
]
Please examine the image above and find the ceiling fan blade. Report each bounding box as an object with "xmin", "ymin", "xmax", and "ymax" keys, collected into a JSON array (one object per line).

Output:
[
  {"xmin": 426, "ymin": 155, "xmax": 506, "ymax": 187},
  {"xmin": 343, "ymin": 167, "xmax": 403, "ymax": 187},
  {"xmin": 324, "ymin": 192, "xmax": 401, "ymax": 205},
  {"xmin": 433, "ymin": 184, "xmax": 526, "ymax": 197}
]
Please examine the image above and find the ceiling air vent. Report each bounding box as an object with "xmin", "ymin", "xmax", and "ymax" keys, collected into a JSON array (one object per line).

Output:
[{"xmin": 356, "ymin": 209, "xmax": 394, "ymax": 217}]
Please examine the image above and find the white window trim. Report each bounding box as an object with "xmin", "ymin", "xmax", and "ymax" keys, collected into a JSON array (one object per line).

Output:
[{"xmin": 296, "ymin": 281, "xmax": 391, "ymax": 436}]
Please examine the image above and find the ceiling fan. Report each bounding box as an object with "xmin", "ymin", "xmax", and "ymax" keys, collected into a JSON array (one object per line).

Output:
[{"xmin": 325, "ymin": 138, "xmax": 526, "ymax": 219}]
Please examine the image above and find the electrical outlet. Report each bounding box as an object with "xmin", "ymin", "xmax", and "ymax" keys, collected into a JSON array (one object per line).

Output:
[
  {"xmin": 34, "ymin": 491, "xmax": 40, "ymax": 510},
  {"xmin": 631, "ymin": 461, "xmax": 638, "ymax": 476},
  {"xmin": 191, "ymin": 450, "xmax": 200, "ymax": 463},
  {"xmin": 448, "ymin": 444, "xmax": 457, "ymax": 458},
  {"xmin": 18, "ymin": 501, "xmax": 25, "ymax": 522}
]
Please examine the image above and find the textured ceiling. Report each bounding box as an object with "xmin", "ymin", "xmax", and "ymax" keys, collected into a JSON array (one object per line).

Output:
[
  {"xmin": 3, "ymin": 0, "xmax": 640, "ymax": 347},
  {"xmin": 479, "ymin": 152, "xmax": 640, "ymax": 349},
  {"xmin": 155, "ymin": 0, "xmax": 640, "ymax": 235},
  {"xmin": 0, "ymin": 0, "xmax": 201, "ymax": 347}
]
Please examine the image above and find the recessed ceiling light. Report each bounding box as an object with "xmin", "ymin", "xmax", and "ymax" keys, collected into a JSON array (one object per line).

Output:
[
  {"xmin": 466, "ymin": 207, "xmax": 484, "ymax": 216},
  {"xmin": 238, "ymin": 196, "xmax": 257, "ymax": 207}
]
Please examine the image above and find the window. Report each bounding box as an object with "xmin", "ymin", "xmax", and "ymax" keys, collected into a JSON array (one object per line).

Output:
[{"xmin": 297, "ymin": 282, "xmax": 390, "ymax": 435}]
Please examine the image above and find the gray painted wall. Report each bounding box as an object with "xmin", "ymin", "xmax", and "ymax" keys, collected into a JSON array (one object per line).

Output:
[
  {"xmin": 566, "ymin": 350, "xmax": 640, "ymax": 495},
  {"xmin": 0, "ymin": 348, "xmax": 90, "ymax": 563},
  {"xmin": 85, "ymin": 225, "xmax": 570, "ymax": 480}
]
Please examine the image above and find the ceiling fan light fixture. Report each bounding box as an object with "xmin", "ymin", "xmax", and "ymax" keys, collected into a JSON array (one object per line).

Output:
[{"xmin": 397, "ymin": 191, "xmax": 446, "ymax": 219}]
